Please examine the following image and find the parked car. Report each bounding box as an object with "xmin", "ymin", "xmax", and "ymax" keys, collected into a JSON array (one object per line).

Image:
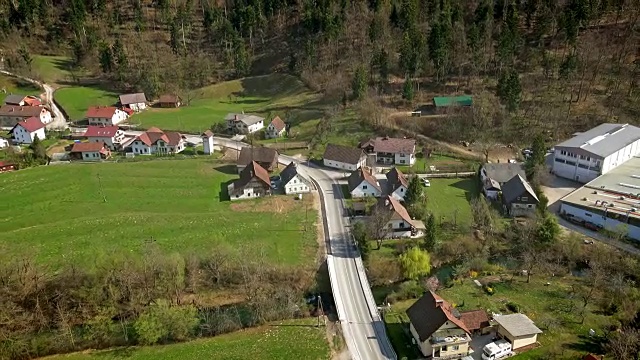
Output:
[
  {"xmin": 482, "ymin": 339, "xmax": 512, "ymax": 360},
  {"xmin": 584, "ymin": 222, "xmax": 601, "ymax": 231},
  {"xmin": 270, "ymin": 175, "xmax": 281, "ymax": 188},
  {"xmin": 422, "ymin": 178, "xmax": 431, "ymax": 187}
]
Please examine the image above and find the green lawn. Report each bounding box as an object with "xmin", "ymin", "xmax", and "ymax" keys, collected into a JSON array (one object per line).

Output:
[
  {"xmin": 41, "ymin": 318, "xmax": 330, "ymax": 360},
  {"xmin": 54, "ymin": 86, "xmax": 119, "ymax": 121},
  {"xmin": 384, "ymin": 276, "xmax": 614, "ymax": 359},
  {"xmin": 397, "ymin": 154, "xmax": 478, "ymax": 174},
  {"xmin": 32, "ymin": 55, "xmax": 79, "ymax": 84},
  {"xmin": 425, "ymin": 178, "xmax": 478, "ymax": 228},
  {"xmin": 0, "ymin": 74, "xmax": 42, "ymax": 104},
  {"xmin": 0, "ymin": 159, "xmax": 317, "ymax": 269}
]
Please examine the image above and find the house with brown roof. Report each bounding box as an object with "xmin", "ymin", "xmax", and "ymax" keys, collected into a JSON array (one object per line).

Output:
[
  {"xmin": 119, "ymin": 93, "xmax": 147, "ymax": 112},
  {"xmin": 237, "ymin": 146, "xmax": 279, "ymax": 173},
  {"xmin": 386, "ymin": 167, "xmax": 409, "ymax": 201},
  {"xmin": 323, "ymin": 143, "xmax": 366, "ymax": 171},
  {"xmin": 130, "ymin": 127, "xmax": 185, "ymax": 155},
  {"xmin": 459, "ymin": 309, "xmax": 491, "ymax": 335},
  {"xmin": 359, "ymin": 136, "xmax": 416, "ymax": 166},
  {"xmin": 9, "ymin": 117, "xmax": 46, "ymax": 144},
  {"xmin": 158, "ymin": 94, "xmax": 181, "ymax": 108},
  {"xmin": 86, "ymin": 106, "xmax": 129, "ymax": 126},
  {"xmin": 0, "ymin": 105, "xmax": 52, "ymax": 127},
  {"xmin": 348, "ymin": 167, "xmax": 382, "ymax": 198},
  {"xmin": 266, "ymin": 116, "xmax": 286, "ymax": 138},
  {"xmin": 375, "ymin": 196, "xmax": 425, "ymax": 238},
  {"xmin": 228, "ymin": 161, "xmax": 272, "ymax": 201},
  {"xmin": 4, "ymin": 94, "xmax": 42, "ymax": 107},
  {"xmin": 83, "ymin": 125, "xmax": 125, "ymax": 150},
  {"xmin": 406, "ymin": 291, "xmax": 472, "ymax": 359},
  {"xmin": 70, "ymin": 142, "xmax": 111, "ymax": 161},
  {"xmin": 280, "ymin": 162, "xmax": 312, "ymax": 195}
]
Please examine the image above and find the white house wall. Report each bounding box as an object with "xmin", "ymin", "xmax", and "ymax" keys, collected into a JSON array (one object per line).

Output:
[
  {"xmin": 324, "ymin": 159, "xmax": 358, "ymax": 171},
  {"xmin": 80, "ymin": 151, "xmax": 102, "ymax": 161},
  {"xmin": 203, "ymin": 137, "xmax": 214, "ymax": 154},
  {"xmin": 40, "ymin": 111, "xmax": 52, "ymax": 124},
  {"xmin": 284, "ymin": 175, "xmax": 310, "ymax": 194},
  {"xmin": 230, "ymin": 187, "xmax": 265, "ymax": 201},
  {"xmin": 390, "ymin": 186, "xmax": 407, "ymax": 201},
  {"xmin": 350, "ymin": 180, "xmax": 381, "ymax": 198},
  {"xmin": 394, "ymin": 153, "xmax": 415, "ymax": 166},
  {"xmin": 13, "ymin": 126, "xmax": 46, "ymax": 144},
  {"xmin": 560, "ymin": 202, "xmax": 640, "ymax": 241}
]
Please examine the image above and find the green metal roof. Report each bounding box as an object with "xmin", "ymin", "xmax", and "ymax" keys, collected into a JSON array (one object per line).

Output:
[{"xmin": 433, "ymin": 95, "xmax": 473, "ymax": 107}]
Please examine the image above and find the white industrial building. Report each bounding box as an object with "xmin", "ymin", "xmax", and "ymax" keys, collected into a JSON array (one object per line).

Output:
[{"xmin": 552, "ymin": 123, "xmax": 640, "ymax": 184}]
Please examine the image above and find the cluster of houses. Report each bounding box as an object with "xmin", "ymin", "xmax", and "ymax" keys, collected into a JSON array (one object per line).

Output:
[
  {"xmin": 480, "ymin": 163, "xmax": 540, "ymax": 217},
  {"xmin": 0, "ymin": 94, "xmax": 52, "ymax": 146},
  {"xmin": 321, "ymin": 137, "xmax": 417, "ymax": 171},
  {"xmin": 227, "ymin": 146, "xmax": 311, "ymax": 201},
  {"xmin": 225, "ymin": 112, "xmax": 288, "ymax": 138},
  {"xmin": 407, "ymin": 291, "xmax": 542, "ymax": 359}
]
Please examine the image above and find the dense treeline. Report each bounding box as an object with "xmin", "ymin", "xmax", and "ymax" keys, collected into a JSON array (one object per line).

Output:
[
  {"xmin": 1, "ymin": 0, "xmax": 637, "ymax": 143},
  {"xmin": 0, "ymin": 245, "xmax": 316, "ymax": 360}
]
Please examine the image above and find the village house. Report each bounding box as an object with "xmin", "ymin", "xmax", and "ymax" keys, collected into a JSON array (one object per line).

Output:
[
  {"xmin": 359, "ymin": 137, "xmax": 417, "ymax": 166},
  {"xmin": 493, "ymin": 313, "xmax": 542, "ymax": 351},
  {"xmin": 386, "ymin": 167, "xmax": 409, "ymax": 201},
  {"xmin": 406, "ymin": 291, "xmax": 472, "ymax": 359},
  {"xmin": 280, "ymin": 162, "xmax": 312, "ymax": 195},
  {"xmin": 130, "ymin": 127, "xmax": 185, "ymax": 155},
  {"xmin": 83, "ymin": 125, "xmax": 126, "ymax": 150},
  {"xmin": 0, "ymin": 105, "xmax": 52, "ymax": 127},
  {"xmin": 228, "ymin": 161, "xmax": 272, "ymax": 201},
  {"xmin": 348, "ymin": 167, "xmax": 382, "ymax": 198},
  {"xmin": 4, "ymin": 94, "xmax": 42, "ymax": 106},
  {"xmin": 0, "ymin": 161, "xmax": 16, "ymax": 172},
  {"xmin": 70, "ymin": 142, "xmax": 111, "ymax": 161},
  {"xmin": 237, "ymin": 146, "xmax": 279, "ymax": 173},
  {"xmin": 375, "ymin": 196, "xmax": 425, "ymax": 238},
  {"xmin": 10, "ymin": 117, "xmax": 46, "ymax": 144},
  {"xmin": 480, "ymin": 163, "xmax": 526, "ymax": 200},
  {"xmin": 158, "ymin": 94, "xmax": 181, "ymax": 108},
  {"xmin": 459, "ymin": 310, "xmax": 491, "ymax": 336},
  {"xmin": 323, "ymin": 143, "xmax": 366, "ymax": 171},
  {"xmin": 225, "ymin": 113, "xmax": 265, "ymax": 134},
  {"xmin": 202, "ymin": 130, "xmax": 214, "ymax": 155},
  {"xmin": 119, "ymin": 93, "xmax": 147, "ymax": 112},
  {"xmin": 86, "ymin": 106, "xmax": 129, "ymax": 126},
  {"xmin": 502, "ymin": 174, "xmax": 539, "ymax": 217},
  {"xmin": 265, "ymin": 116, "xmax": 286, "ymax": 139}
]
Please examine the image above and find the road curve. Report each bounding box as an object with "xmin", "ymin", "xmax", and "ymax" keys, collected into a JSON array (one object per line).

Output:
[{"xmin": 215, "ymin": 137, "xmax": 397, "ymax": 360}]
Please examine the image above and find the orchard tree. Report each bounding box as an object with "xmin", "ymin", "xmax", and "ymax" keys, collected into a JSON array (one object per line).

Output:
[{"xmin": 399, "ymin": 247, "xmax": 431, "ymax": 280}]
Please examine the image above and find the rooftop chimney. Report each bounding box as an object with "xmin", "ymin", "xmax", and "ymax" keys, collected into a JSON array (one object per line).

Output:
[
  {"xmin": 436, "ymin": 299, "xmax": 444, "ymax": 305},
  {"xmin": 384, "ymin": 198, "xmax": 390, "ymax": 206},
  {"xmin": 234, "ymin": 114, "xmax": 239, "ymax": 120}
]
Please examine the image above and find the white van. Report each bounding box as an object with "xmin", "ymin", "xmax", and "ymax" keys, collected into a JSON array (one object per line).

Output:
[{"xmin": 481, "ymin": 339, "xmax": 512, "ymax": 360}]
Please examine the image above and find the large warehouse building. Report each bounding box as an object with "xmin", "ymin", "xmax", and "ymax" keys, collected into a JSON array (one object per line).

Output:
[
  {"xmin": 559, "ymin": 156, "xmax": 640, "ymax": 241},
  {"xmin": 552, "ymin": 123, "xmax": 640, "ymax": 184}
]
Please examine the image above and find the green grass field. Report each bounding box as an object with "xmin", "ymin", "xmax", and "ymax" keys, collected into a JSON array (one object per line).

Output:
[
  {"xmin": 0, "ymin": 74, "xmax": 42, "ymax": 104},
  {"xmin": 0, "ymin": 159, "xmax": 317, "ymax": 269},
  {"xmin": 32, "ymin": 55, "xmax": 80, "ymax": 84},
  {"xmin": 42, "ymin": 318, "xmax": 330, "ymax": 360},
  {"xmin": 425, "ymin": 178, "xmax": 477, "ymax": 228},
  {"xmin": 54, "ymin": 86, "xmax": 118, "ymax": 121}
]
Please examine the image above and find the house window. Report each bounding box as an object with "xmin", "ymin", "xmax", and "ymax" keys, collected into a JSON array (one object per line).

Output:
[
  {"xmin": 363, "ymin": 185, "xmax": 368, "ymax": 189},
  {"xmin": 521, "ymin": 196, "xmax": 528, "ymax": 201},
  {"xmin": 452, "ymin": 345, "xmax": 459, "ymax": 351},
  {"xmin": 399, "ymin": 160, "xmax": 405, "ymax": 164},
  {"xmin": 441, "ymin": 345, "xmax": 448, "ymax": 351},
  {"xmin": 585, "ymin": 213, "xmax": 592, "ymax": 217},
  {"xmin": 527, "ymin": 204, "xmax": 533, "ymax": 208}
]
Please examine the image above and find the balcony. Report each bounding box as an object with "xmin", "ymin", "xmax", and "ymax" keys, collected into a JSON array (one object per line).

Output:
[{"xmin": 430, "ymin": 330, "xmax": 471, "ymax": 346}]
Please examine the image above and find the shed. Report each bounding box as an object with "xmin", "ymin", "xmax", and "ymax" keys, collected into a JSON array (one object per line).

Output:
[{"xmin": 493, "ymin": 313, "xmax": 542, "ymax": 350}]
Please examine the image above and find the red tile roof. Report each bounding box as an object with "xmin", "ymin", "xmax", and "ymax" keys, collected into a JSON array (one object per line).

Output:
[
  {"xmin": 269, "ymin": 116, "xmax": 286, "ymax": 132},
  {"xmin": 71, "ymin": 142, "xmax": 108, "ymax": 152},
  {"xmin": 232, "ymin": 161, "xmax": 271, "ymax": 192},
  {"xmin": 380, "ymin": 196, "xmax": 413, "ymax": 223},
  {"xmin": 460, "ymin": 310, "xmax": 490, "ymax": 332},
  {"xmin": 135, "ymin": 128, "xmax": 182, "ymax": 146},
  {"xmin": 347, "ymin": 167, "xmax": 381, "ymax": 192},
  {"xmin": 23, "ymin": 97, "xmax": 42, "ymax": 106},
  {"xmin": 84, "ymin": 125, "xmax": 120, "ymax": 137},
  {"xmin": 386, "ymin": 167, "xmax": 409, "ymax": 191},
  {"xmin": 406, "ymin": 291, "xmax": 471, "ymax": 342},
  {"xmin": 371, "ymin": 137, "xmax": 416, "ymax": 154},
  {"xmin": 0, "ymin": 105, "xmax": 46, "ymax": 117},
  {"xmin": 13, "ymin": 117, "xmax": 45, "ymax": 132},
  {"xmin": 86, "ymin": 106, "xmax": 118, "ymax": 118}
]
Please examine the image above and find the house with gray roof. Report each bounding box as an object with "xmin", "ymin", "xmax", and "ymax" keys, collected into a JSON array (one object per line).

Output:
[
  {"xmin": 280, "ymin": 162, "xmax": 311, "ymax": 195},
  {"xmin": 493, "ymin": 313, "xmax": 542, "ymax": 350},
  {"xmin": 480, "ymin": 163, "xmax": 525, "ymax": 200},
  {"xmin": 323, "ymin": 144, "xmax": 366, "ymax": 171},
  {"xmin": 552, "ymin": 123, "xmax": 640, "ymax": 183},
  {"xmin": 501, "ymin": 174, "xmax": 539, "ymax": 217},
  {"xmin": 225, "ymin": 113, "xmax": 265, "ymax": 134},
  {"xmin": 119, "ymin": 93, "xmax": 147, "ymax": 112}
]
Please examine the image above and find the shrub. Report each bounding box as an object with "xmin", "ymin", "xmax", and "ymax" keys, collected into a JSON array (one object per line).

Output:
[
  {"xmin": 506, "ymin": 302, "xmax": 520, "ymax": 313},
  {"xmin": 483, "ymin": 285, "xmax": 495, "ymax": 295},
  {"xmin": 134, "ymin": 301, "xmax": 199, "ymax": 345},
  {"xmin": 397, "ymin": 280, "xmax": 424, "ymax": 300},
  {"xmin": 469, "ymin": 270, "xmax": 479, "ymax": 278}
]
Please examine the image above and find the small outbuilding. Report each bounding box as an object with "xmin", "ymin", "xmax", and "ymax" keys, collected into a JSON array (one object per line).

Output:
[
  {"xmin": 493, "ymin": 313, "xmax": 542, "ymax": 350},
  {"xmin": 158, "ymin": 94, "xmax": 182, "ymax": 108}
]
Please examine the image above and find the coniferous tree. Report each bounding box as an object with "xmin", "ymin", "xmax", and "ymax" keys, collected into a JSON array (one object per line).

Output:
[
  {"xmin": 423, "ymin": 214, "xmax": 438, "ymax": 251},
  {"xmin": 497, "ymin": 69, "xmax": 522, "ymax": 112},
  {"xmin": 404, "ymin": 175, "xmax": 423, "ymax": 206},
  {"xmin": 402, "ymin": 77, "xmax": 414, "ymax": 100},
  {"xmin": 99, "ymin": 43, "xmax": 114, "ymax": 74},
  {"xmin": 351, "ymin": 66, "xmax": 368, "ymax": 100},
  {"xmin": 428, "ymin": 22, "xmax": 449, "ymax": 81}
]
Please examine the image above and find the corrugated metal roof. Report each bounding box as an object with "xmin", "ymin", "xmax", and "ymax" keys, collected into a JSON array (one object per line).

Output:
[
  {"xmin": 555, "ymin": 123, "xmax": 640, "ymax": 158},
  {"xmin": 433, "ymin": 95, "xmax": 473, "ymax": 107}
]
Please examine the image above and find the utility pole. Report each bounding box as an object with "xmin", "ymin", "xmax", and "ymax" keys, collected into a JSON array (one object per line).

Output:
[{"xmin": 317, "ymin": 294, "xmax": 325, "ymax": 327}]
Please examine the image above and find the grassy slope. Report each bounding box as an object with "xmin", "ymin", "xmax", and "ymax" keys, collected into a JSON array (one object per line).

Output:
[
  {"xmin": 0, "ymin": 74, "xmax": 42, "ymax": 104},
  {"xmin": 0, "ymin": 159, "xmax": 317, "ymax": 269},
  {"xmin": 32, "ymin": 55, "xmax": 82, "ymax": 84},
  {"xmin": 426, "ymin": 178, "xmax": 477, "ymax": 228},
  {"xmin": 41, "ymin": 318, "xmax": 330, "ymax": 360},
  {"xmin": 54, "ymin": 86, "xmax": 119, "ymax": 121},
  {"xmin": 385, "ymin": 276, "xmax": 613, "ymax": 360}
]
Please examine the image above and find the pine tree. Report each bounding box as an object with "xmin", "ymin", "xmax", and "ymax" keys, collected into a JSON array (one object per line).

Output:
[
  {"xmin": 404, "ymin": 175, "xmax": 423, "ymax": 206},
  {"xmin": 428, "ymin": 22, "xmax": 449, "ymax": 81},
  {"xmin": 378, "ymin": 49, "xmax": 389, "ymax": 85},
  {"xmin": 112, "ymin": 39, "xmax": 127, "ymax": 69},
  {"xmin": 402, "ymin": 77, "xmax": 414, "ymax": 100},
  {"xmin": 351, "ymin": 65, "xmax": 368, "ymax": 100},
  {"xmin": 98, "ymin": 43, "xmax": 114, "ymax": 74},
  {"xmin": 497, "ymin": 69, "xmax": 522, "ymax": 112},
  {"xmin": 233, "ymin": 39, "xmax": 251, "ymax": 77},
  {"xmin": 423, "ymin": 214, "xmax": 438, "ymax": 251},
  {"xmin": 399, "ymin": 0, "xmax": 417, "ymax": 31},
  {"xmin": 531, "ymin": 134, "xmax": 546, "ymax": 166},
  {"xmin": 399, "ymin": 31, "xmax": 416, "ymax": 75},
  {"xmin": 29, "ymin": 135, "xmax": 47, "ymax": 163}
]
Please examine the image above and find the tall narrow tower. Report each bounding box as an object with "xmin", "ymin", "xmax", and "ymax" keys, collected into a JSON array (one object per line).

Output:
[{"xmin": 202, "ymin": 130, "xmax": 214, "ymax": 155}]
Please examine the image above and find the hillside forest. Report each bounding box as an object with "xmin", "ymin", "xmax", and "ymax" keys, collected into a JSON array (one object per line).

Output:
[{"xmin": 1, "ymin": 0, "xmax": 638, "ymax": 144}]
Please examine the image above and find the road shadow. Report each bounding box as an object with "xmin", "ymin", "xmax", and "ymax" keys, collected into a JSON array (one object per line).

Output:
[
  {"xmin": 214, "ymin": 164, "xmax": 238, "ymax": 175},
  {"xmin": 219, "ymin": 180, "xmax": 233, "ymax": 202}
]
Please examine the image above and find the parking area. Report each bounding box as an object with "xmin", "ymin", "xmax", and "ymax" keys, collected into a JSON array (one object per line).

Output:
[{"xmin": 469, "ymin": 333, "xmax": 495, "ymax": 360}]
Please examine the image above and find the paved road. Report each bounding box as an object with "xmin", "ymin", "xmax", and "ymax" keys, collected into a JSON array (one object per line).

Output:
[
  {"xmin": 215, "ymin": 137, "xmax": 396, "ymax": 360},
  {"xmin": 0, "ymin": 70, "xmax": 68, "ymax": 130}
]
